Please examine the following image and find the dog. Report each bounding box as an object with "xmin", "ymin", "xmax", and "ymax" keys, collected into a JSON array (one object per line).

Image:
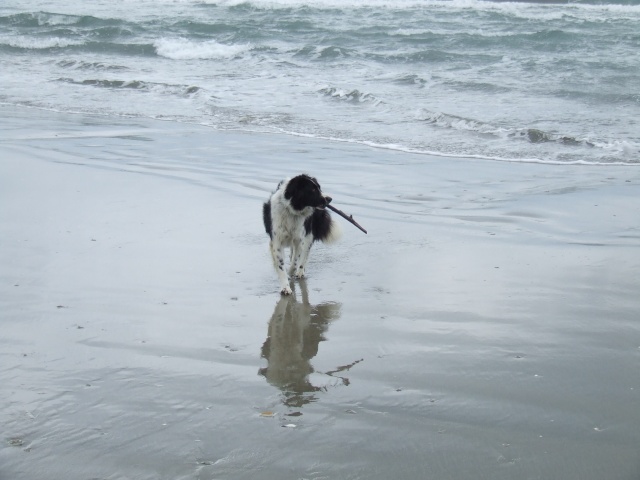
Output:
[{"xmin": 263, "ymin": 174, "xmax": 341, "ymax": 295}]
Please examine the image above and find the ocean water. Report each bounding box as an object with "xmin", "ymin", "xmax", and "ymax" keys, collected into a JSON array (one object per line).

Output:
[{"xmin": 1, "ymin": 0, "xmax": 639, "ymax": 165}]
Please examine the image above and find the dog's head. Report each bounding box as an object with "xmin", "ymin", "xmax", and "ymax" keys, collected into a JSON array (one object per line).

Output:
[{"xmin": 284, "ymin": 174, "xmax": 332, "ymax": 212}]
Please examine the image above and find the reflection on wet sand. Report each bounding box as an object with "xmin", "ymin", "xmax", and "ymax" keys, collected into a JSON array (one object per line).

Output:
[{"xmin": 259, "ymin": 279, "xmax": 343, "ymax": 408}]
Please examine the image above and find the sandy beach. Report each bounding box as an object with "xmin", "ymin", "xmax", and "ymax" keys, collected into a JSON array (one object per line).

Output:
[{"xmin": 1, "ymin": 105, "xmax": 639, "ymax": 479}]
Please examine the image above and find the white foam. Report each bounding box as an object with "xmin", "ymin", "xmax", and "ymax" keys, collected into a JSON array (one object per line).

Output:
[
  {"xmin": 154, "ymin": 38, "xmax": 250, "ymax": 60},
  {"xmin": 1, "ymin": 36, "xmax": 84, "ymax": 49},
  {"xmin": 591, "ymin": 139, "xmax": 640, "ymax": 157}
]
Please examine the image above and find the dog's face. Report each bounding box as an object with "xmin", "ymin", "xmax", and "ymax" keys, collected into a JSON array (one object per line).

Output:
[{"xmin": 284, "ymin": 174, "xmax": 332, "ymax": 212}]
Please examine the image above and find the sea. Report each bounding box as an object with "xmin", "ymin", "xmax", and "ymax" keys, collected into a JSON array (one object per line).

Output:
[{"xmin": 1, "ymin": 0, "xmax": 639, "ymax": 165}]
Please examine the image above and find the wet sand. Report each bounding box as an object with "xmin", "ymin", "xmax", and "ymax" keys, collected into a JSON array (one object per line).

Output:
[{"xmin": 1, "ymin": 106, "xmax": 639, "ymax": 479}]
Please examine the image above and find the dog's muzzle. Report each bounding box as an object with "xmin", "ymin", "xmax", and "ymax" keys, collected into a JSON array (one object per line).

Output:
[{"xmin": 317, "ymin": 195, "xmax": 332, "ymax": 209}]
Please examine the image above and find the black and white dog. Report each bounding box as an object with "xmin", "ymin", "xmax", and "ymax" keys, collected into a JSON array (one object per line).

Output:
[{"xmin": 263, "ymin": 174, "xmax": 341, "ymax": 295}]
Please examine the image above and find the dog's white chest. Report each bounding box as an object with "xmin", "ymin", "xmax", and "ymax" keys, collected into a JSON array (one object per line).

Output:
[
  {"xmin": 272, "ymin": 195, "xmax": 311, "ymax": 245},
  {"xmin": 274, "ymin": 210, "xmax": 306, "ymax": 243}
]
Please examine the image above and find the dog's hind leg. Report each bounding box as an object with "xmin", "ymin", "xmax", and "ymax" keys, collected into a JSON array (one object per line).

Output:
[{"xmin": 270, "ymin": 239, "xmax": 292, "ymax": 295}]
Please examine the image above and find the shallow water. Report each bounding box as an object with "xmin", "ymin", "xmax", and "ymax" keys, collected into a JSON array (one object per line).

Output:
[{"xmin": 1, "ymin": 107, "xmax": 639, "ymax": 479}]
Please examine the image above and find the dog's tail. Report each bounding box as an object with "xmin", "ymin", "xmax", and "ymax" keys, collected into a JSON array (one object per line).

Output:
[
  {"xmin": 323, "ymin": 217, "xmax": 342, "ymax": 244},
  {"xmin": 307, "ymin": 210, "xmax": 342, "ymax": 244}
]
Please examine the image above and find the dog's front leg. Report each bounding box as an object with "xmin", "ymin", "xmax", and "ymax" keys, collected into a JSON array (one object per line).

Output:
[
  {"xmin": 270, "ymin": 239, "xmax": 292, "ymax": 295},
  {"xmin": 293, "ymin": 234, "xmax": 313, "ymax": 279},
  {"xmin": 289, "ymin": 238, "xmax": 300, "ymax": 276}
]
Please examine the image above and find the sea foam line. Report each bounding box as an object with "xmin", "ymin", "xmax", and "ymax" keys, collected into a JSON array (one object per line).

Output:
[{"xmin": 267, "ymin": 127, "xmax": 639, "ymax": 167}]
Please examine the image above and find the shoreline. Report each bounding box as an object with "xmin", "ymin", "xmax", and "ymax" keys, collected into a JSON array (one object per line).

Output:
[
  {"xmin": 1, "ymin": 105, "xmax": 639, "ymax": 480},
  {"xmin": 4, "ymin": 103, "xmax": 638, "ymax": 167}
]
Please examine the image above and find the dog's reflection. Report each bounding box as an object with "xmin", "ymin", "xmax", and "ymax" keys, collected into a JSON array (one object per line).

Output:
[{"xmin": 259, "ymin": 279, "xmax": 341, "ymax": 407}]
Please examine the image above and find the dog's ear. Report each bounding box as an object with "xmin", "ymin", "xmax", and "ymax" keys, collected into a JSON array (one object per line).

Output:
[
  {"xmin": 306, "ymin": 175, "xmax": 321, "ymax": 191},
  {"xmin": 283, "ymin": 175, "xmax": 304, "ymax": 200}
]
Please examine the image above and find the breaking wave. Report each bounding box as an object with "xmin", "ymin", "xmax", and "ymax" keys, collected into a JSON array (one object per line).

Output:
[
  {"xmin": 0, "ymin": 36, "xmax": 85, "ymax": 49},
  {"xmin": 154, "ymin": 38, "xmax": 250, "ymax": 60}
]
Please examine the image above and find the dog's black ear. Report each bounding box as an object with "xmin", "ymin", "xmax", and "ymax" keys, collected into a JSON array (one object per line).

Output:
[
  {"xmin": 283, "ymin": 175, "xmax": 303, "ymax": 200},
  {"xmin": 305, "ymin": 175, "xmax": 322, "ymax": 192}
]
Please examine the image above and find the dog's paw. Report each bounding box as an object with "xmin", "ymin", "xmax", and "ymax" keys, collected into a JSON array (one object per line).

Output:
[
  {"xmin": 280, "ymin": 285, "xmax": 293, "ymax": 295},
  {"xmin": 292, "ymin": 266, "xmax": 305, "ymax": 279}
]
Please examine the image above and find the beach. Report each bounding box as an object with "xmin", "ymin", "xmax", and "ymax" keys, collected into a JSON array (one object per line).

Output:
[{"xmin": 1, "ymin": 105, "xmax": 639, "ymax": 479}]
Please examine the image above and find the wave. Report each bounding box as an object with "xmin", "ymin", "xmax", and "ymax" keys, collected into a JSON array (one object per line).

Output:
[
  {"xmin": 161, "ymin": 0, "xmax": 640, "ymax": 20},
  {"xmin": 318, "ymin": 86, "xmax": 383, "ymax": 105},
  {"xmin": 416, "ymin": 110, "xmax": 487, "ymax": 132},
  {"xmin": 3, "ymin": 1, "xmax": 638, "ymax": 32},
  {"xmin": 293, "ymin": 44, "xmax": 357, "ymax": 60},
  {"xmin": 55, "ymin": 60, "xmax": 130, "ymax": 71},
  {"xmin": 0, "ymin": 12, "xmax": 80, "ymax": 27},
  {"xmin": 389, "ymin": 74, "xmax": 430, "ymax": 87},
  {"xmin": 0, "ymin": 36, "xmax": 85, "ymax": 50},
  {"xmin": 31, "ymin": 12, "xmax": 81, "ymax": 26},
  {"xmin": 56, "ymin": 77, "xmax": 201, "ymax": 96},
  {"xmin": 413, "ymin": 108, "xmax": 619, "ymax": 151},
  {"xmin": 179, "ymin": 0, "xmax": 640, "ymax": 9},
  {"xmin": 154, "ymin": 38, "xmax": 250, "ymax": 59},
  {"xmin": 212, "ymin": 0, "xmax": 640, "ymax": 27},
  {"xmin": 0, "ymin": 35, "xmax": 247, "ymax": 59},
  {"xmin": 0, "ymin": 12, "xmax": 126, "ymax": 28}
]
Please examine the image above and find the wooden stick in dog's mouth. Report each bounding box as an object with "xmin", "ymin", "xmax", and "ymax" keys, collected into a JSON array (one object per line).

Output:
[{"xmin": 326, "ymin": 204, "xmax": 368, "ymax": 234}]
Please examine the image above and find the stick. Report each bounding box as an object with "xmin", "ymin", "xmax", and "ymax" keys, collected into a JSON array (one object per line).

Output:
[{"xmin": 327, "ymin": 204, "xmax": 368, "ymax": 234}]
